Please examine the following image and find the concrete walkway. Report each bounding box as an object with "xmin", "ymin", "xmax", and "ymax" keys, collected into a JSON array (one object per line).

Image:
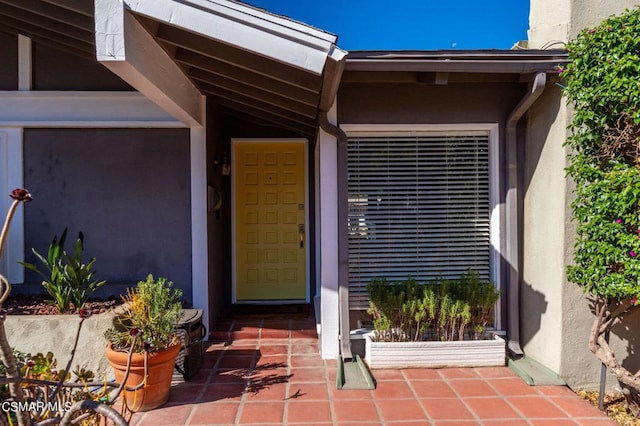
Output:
[{"xmin": 129, "ymin": 313, "xmax": 616, "ymax": 425}]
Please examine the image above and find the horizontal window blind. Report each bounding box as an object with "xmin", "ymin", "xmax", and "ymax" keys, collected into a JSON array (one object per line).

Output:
[{"xmin": 348, "ymin": 133, "xmax": 491, "ymax": 309}]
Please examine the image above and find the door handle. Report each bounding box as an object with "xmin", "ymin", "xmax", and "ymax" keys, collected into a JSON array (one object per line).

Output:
[{"xmin": 299, "ymin": 224, "xmax": 305, "ymax": 248}]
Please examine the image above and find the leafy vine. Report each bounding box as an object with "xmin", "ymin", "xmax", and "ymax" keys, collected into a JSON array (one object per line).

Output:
[{"xmin": 562, "ymin": 7, "xmax": 640, "ymax": 416}]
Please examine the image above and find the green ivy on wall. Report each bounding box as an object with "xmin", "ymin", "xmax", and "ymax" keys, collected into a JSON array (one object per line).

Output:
[
  {"xmin": 563, "ymin": 7, "xmax": 640, "ymax": 301},
  {"xmin": 561, "ymin": 7, "xmax": 640, "ymax": 415}
]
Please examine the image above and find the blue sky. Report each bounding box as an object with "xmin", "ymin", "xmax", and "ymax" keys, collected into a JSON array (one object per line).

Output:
[{"xmin": 244, "ymin": 1, "xmax": 530, "ymax": 51}]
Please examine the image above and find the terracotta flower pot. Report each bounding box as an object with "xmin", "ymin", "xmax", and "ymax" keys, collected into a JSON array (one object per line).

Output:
[{"xmin": 106, "ymin": 343, "xmax": 180, "ymax": 412}]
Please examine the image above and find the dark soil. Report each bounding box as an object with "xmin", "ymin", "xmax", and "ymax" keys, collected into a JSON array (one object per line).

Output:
[{"xmin": 0, "ymin": 294, "xmax": 123, "ymax": 315}]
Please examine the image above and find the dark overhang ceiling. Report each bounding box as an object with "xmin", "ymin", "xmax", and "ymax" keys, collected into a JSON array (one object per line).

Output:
[
  {"xmin": 135, "ymin": 16, "xmax": 322, "ymax": 137},
  {"xmin": 0, "ymin": 0, "xmax": 332, "ymax": 139},
  {"xmin": 0, "ymin": 0, "xmax": 94, "ymax": 58}
]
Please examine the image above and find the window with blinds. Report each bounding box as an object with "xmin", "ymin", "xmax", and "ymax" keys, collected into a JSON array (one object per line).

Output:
[{"xmin": 347, "ymin": 131, "xmax": 492, "ymax": 309}]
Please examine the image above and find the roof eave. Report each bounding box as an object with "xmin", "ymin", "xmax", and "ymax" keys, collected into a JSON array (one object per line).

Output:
[
  {"xmin": 344, "ymin": 50, "xmax": 569, "ymax": 74},
  {"xmin": 119, "ymin": 0, "xmax": 339, "ymax": 76},
  {"xmin": 345, "ymin": 59, "xmax": 568, "ymax": 74},
  {"xmin": 93, "ymin": 0, "xmax": 347, "ymax": 132}
]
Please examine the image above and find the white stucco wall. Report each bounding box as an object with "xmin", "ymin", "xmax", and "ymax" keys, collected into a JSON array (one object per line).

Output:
[
  {"xmin": 317, "ymin": 106, "xmax": 340, "ymax": 360},
  {"xmin": 528, "ymin": 0, "xmax": 571, "ymax": 49},
  {"xmin": 521, "ymin": 88, "xmax": 568, "ymax": 376},
  {"xmin": 525, "ymin": 0, "xmax": 639, "ymax": 390}
]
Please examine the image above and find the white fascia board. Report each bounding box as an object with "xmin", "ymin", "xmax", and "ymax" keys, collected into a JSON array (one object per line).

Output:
[
  {"xmin": 95, "ymin": 0, "xmax": 126, "ymax": 61},
  {"xmin": 0, "ymin": 92, "xmax": 182, "ymax": 126},
  {"xmin": 319, "ymin": 46, "xmax": 348, "ymax": 112},
  {"xmin": 124, "ymin": 0, "xmax": 337, "ymax": 75},
  {"xmin": 95, "ymin": 0, "xmax": 203, "ymax": 126},
  {"xmin": 329, "ymin": 45, "xmax": 349, "ymax": 63},
  {"xmin": 0, "ymin": 128, "xmax": 24, "ymax": 284},
  {"xmin": 200, "ymin": 0, "xmax": 338, "ymax": 44},
  {"xmin": 190, "ymin": 117, "xmax": 210, "ymax": 338}
]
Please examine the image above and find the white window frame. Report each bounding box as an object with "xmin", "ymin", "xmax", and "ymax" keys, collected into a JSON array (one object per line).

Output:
[
  {"xmin": 341, "ymin": 123, "xmax": 502, "ymax": 329},
  {"xmin": 0, "ymin": 128, "xmax": 24, "ymax": 284}
]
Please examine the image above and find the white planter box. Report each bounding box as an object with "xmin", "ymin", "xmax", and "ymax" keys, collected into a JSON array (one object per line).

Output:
[{"xmin": 364, "ymin": 334, "xmax": 506, "ymax": 369}]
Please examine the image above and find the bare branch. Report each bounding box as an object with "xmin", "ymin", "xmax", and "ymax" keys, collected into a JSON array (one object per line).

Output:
[{"xmin": 59, "ymin": 400, "xmax": 127, "ymax": 426}]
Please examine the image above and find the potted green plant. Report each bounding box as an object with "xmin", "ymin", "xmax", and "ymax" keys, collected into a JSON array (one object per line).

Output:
[{"xmin": 104, "ymin": 274, "xmax": 183, "ymax": 412}]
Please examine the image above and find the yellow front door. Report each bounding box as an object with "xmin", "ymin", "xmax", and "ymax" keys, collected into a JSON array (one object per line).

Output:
[{"xmin": 233, "ymin": 140, "xmax": 307, "ymax": 301}]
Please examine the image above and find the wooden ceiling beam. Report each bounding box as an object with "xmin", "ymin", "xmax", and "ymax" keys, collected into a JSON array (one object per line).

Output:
[
  {"xmin": 95, "ymin": 10, "xmax": 203, "ymax": 126},
  {"xmin": 190, "ymin": 68, "xmax": 318, "ymax": 118},
  {"xmin": 174, "ymin": 48, "xmax": 319, "ymax": 106},
  {"xmin": 40, "ymin": 0, "xmax": 93, "ymax": 18},
  {"xmin": 0, "ymin": 4, "xmax": 93, "ymax": 43},
  {"xmin": 155, "ymin": 24, "xmax": 322, "ymax": 93},
  {"xmin": 214, "ymin": 98, "xmax": 316, "ymax": 137},
  {"xmin": 0, "ymin": 0, "xmax": 93, "ymax": 31},
  {"xmin": 199, "ymin": 82, "xmax": 316, "ymax": 128},
  {"xmin": 0, "ymin": 16, "xmax": 94, "ymax": 56}
]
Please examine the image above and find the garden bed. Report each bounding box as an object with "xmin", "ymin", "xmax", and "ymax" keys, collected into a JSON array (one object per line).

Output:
[
  {"xmin": 2, "ymin": 293, "xmax": 122, "ymax": 315},
  {"xmin": 3, "ymin": 296, "xmax": 122, "ymax": 378}
]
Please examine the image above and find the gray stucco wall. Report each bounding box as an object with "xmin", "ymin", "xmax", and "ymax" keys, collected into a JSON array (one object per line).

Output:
[
  {"xmin": 23, "ymin": 128, "xmax": 193, "ymax": 302},
  {"xmin": 525, "ymin": 0, "xmax": 639, "ymax": 391},
  {"xmin": 338, "ymin": 82, "xmax": 525, "ymax": 125},
  {"xmin": 206, "ymin": 105, "xmax": 229, "ymax": 324},
  {"xmin": 32, "ymin": 41, "xmax": 131, "ymax": 91}
]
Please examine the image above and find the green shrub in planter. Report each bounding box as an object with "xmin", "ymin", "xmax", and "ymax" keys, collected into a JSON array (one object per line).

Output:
[
  {"xmin": 366, "ymin": 277, "xmax": 437, "ymax": 342},
  {"xmin": 366, "ymin": 270, "xmax": 500, "ymax": 342}
]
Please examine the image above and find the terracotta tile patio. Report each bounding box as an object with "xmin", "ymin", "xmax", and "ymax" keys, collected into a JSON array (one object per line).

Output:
[{"xmin": 129, "ymin": 312, "xmax": 616, "ymax": 425}]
